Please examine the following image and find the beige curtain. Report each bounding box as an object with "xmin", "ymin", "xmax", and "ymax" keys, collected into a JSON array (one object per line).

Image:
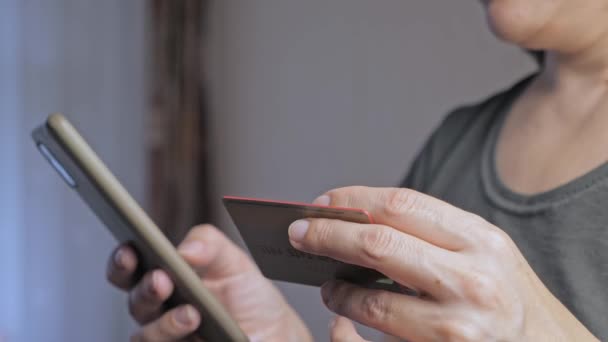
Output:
[{"xmin": 146, "ymin": 0, "xmax": 212, "ymax": 243}]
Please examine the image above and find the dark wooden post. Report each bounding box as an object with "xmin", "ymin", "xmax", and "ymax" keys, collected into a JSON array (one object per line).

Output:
[{"xmin": 146, "ymin": 0, "xmax": 212, "ymax": 243}]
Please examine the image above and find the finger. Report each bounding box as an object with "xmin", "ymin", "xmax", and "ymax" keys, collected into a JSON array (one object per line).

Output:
[
  {"xmin": 322, "ymin": 281, "xmax": 443, "ymax": 342},
  {"xmin": 128, "ymin": 269, "xmax": 175, "ymax": 324},
  {"xmin": 317, "ymin": 186, "xmax": 488, "ymax": 250},
  {"xmin": 107, "ymin": 244, "xmax": 139, "ymax": 290},
  {"xmin": 289, "ymin": 218, "xmax": 455, "ymax": 296},
  {"xmin": 330, "ymin": 316, "xmax": 369, "ymax": 342},
  {"xmin": 177, "ymin": 224, "xmax": 259, "ymax": 280},
  {"xmin": 131, "ymin": 304, "xmax": 200, "ymax": 342}
]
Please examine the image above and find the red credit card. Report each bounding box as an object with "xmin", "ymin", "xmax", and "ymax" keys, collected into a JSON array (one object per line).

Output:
[{"xmin": 222, "ymin": 196, "xmax": 408, "ymax": 293}]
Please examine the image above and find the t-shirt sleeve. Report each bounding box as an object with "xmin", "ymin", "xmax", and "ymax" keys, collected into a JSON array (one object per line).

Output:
[{"xmin": 400, "ymin": 105, "xmax": 479, "ymax": 191}]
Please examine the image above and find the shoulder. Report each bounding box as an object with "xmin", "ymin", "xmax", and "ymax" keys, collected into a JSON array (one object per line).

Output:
[
  {"xmin": 402, "ymin": 75, "xmax": 535, "ymax": 190},
  {"xmin": 431, "ymin": 74, "xmax": 535, "ymax": 156},
  {"xmin": 437, "ymin": 82, "xmax": 524, "ymax": 144}
]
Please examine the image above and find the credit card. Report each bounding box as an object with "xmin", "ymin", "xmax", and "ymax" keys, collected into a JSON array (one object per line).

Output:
[{"xmin": 223, "ymin": 196, "xmax": 411, "ymax": 293}]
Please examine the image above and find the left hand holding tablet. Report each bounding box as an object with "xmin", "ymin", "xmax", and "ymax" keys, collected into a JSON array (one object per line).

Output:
[{"xmin": 289, "ymin": 186, "xmax": 598, "ymax": 342}]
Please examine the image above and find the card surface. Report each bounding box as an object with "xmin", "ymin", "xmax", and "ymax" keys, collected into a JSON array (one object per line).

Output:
[{"xmin": 223, "ymin": 196, "xmax": 404, "ymax": 292}]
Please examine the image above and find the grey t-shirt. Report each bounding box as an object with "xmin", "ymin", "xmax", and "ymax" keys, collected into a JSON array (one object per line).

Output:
[{"xmin": 402, "ymin": 76, "xmax": 608, "ymax": 339}]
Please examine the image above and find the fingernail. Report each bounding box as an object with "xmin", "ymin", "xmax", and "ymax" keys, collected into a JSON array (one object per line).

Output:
[
  {"xmin": 179, "ymin": 241, "xmax": 204, "ymax": 257},
  {"xmin": 313, "ymin": 195, "xmax": 331, "ymax": 206},
  {"xmin": 288, "ymin": 220, "xmax": 309, "ymax": 243},
  {"xmin": 321, "ymin": 281, "xmax": 335, "ymax": 304},
  {"xmin": 148, "ymin": 271, "xmax": 159, "ymax": 295},
  {"xmin": 114, "ymin": 248, "xmax": 125, "ymax": 269},
  {"xmin": 175, "ymin": 306, "xmax": 196, "ymax": 326}
]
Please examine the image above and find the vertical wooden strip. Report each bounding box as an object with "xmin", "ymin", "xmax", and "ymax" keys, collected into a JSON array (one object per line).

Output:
[{"xmin": 146, "ymin": 0, "xmax": 211, "ymax": 243}]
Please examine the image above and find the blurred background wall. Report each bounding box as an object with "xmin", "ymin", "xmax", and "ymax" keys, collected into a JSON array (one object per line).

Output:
[
  {"xmin": 0, "ymin": 0, "xmax": 535, "ymax": 341},
  {"xmin": 0, "ymin": 0, "xmax": 145, "ymax": 341}
]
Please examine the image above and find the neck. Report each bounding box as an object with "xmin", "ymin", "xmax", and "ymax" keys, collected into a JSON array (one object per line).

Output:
[
  {"xmin": 537, "ymin": 26, "xmax": 608, "ymax": 93},
  {"xmin": 533, "ymin": 35, "xmax": 608, "ymax": 122}
]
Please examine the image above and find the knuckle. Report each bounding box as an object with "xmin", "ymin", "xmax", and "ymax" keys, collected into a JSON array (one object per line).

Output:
[
  {"xmin": 358, "ymin": 228, "xmax": 396, "ymax": 264},
  {"xmin": 327, "ymin": 282, "xmax": 352, "ymax": 314},
  {"xmin": 341, "ymin": 185, "xmax": 367, "ymax": 193},
  {"xmin": 189, "ymin": 224, "xmax": 219, "ymax": 239},
  {"xmin": 360, "ymin": 292, "xmax": 391, "ymax": 323},
  {"xmin": 327, "ymin": 187, "xmax": 355, "ymax": 208},
  {"xmin": 127, "ymin": 284, "xmax": 154, "ymax": 322},
  {"xmin": 106, "ymin": 249, "xmax": 129, "ymax": 287},
  {"xmin": 309, "ymin": 219, "xmax": 334, "ymax": 247},
  {"xmin": 139, "ymin": 274, "xmax": 157, "ymax": 301},
  {"xmin": 185, "ymin": 224, "xmax": 227, "ymax": 248},
  {"xmin": 460, "ymin": 214, "xmax": 486, "ymax": 233},
  {"xmin": 457, "ymin": 212, "xmax": 487, "ymax": 235},
  {"xmin": 482, "ymin": 228, "xmax": 513, "ymax": 254},
  {"xmin": 462, "ymin": 212, "xmax": 486, "ymax": 225},
  {"xmin": 384, "ymin": 188, "xmax": 422, "ymax": 218},
  {"xmin": 459, "ymin": 272, "xmax": 501, "ymax": 309},
  {"xmin": 455, "ymin": 214, "xmax": 488, "ymax": 246},
  {"xmin": 437, "ymin": 319, "xmax": 485, "ymax": 342}
]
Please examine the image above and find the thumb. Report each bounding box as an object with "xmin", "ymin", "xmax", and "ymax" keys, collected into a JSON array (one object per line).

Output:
[{"xmin": 330, "ymin": 316, "xmax": 370, "ymax": 342}]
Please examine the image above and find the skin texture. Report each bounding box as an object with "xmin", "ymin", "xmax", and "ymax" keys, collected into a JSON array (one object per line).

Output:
[
  {"xmin": 298, "ymin": 187, "xmax": 599, "ymax": 341},
  {"xmin": 330, "ymin": 316, "xmax": 370, "ymax": 342},
  {"xmin": 483, "ymin": 0, "xmax": 608, "ymax": 53},
  {"xmin": 108, "ymin": 187, "xmax": 600, "ymax": 341},
  {"xmin": 107, "ymin": 1, "xmax": 608, "ymax": 341},
  {"xmin": 107, "ymin": 225, "xmax": 312, "ymax": 342},
  {"xmin": 485, "ymin": 0, "xmax": 608, "ymax": 194}
]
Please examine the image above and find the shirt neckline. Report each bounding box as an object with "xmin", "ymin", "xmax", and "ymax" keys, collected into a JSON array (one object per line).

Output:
[{"xmin": 481, "ymin": 75, "xmax": 608, "ymax": 214}]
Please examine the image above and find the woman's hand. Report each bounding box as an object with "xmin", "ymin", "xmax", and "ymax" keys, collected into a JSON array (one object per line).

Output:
[
  {"xmin": 107, "ymin": 225, "xmax": 312, "ymax": 342},
  {"xmin": 290, "ymin": 186, "xmax": 599, "ymax": 342},
  {"xmin": 329, "ymin": 316, "xmax": 370, "ymax": 342}
]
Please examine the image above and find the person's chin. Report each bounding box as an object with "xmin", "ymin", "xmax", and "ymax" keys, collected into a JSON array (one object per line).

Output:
[{"xmin": 484, "ymin": 1, "xmax": 543, "ymax": 49}]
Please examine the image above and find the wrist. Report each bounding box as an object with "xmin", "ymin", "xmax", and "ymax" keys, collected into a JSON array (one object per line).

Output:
[{"xmin": 523, "ymin": 282, "xmax": 599, "ymax": 341}]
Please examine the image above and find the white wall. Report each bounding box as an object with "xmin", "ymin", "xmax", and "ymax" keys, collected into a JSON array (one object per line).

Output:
[
  {"xmin": 206, "ymin": 1, "xmax": 536, "ymax": 340},
  {"xmin": 0, "ymin": 1, "xmax": 146, "ymax": 341},
  {"xmin": 0, "ymin": 0, "xmax": 24, "ymax": 340}
]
